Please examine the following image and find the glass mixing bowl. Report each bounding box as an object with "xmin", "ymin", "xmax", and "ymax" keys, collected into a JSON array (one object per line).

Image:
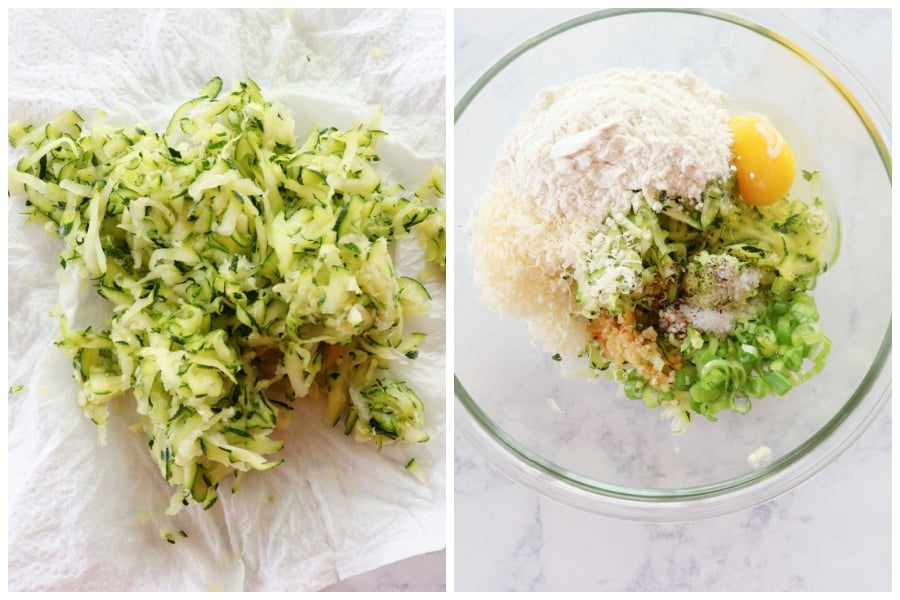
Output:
[{"xmin": 454, "ymin": 8, "xmax": 891, "ymax": 521}]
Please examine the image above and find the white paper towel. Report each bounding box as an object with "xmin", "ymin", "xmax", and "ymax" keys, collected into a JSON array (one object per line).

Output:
[{"xmin": 7, "ymin": 8, "xmax": 446, "ymax": 592}]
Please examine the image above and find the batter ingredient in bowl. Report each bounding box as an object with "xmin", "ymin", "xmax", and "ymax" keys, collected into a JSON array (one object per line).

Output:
[
  {"xmin": 470, "ymin": 67, "xmax": 834, "ymax": 430},
  {"xmin": 494, "ymin": 68, "xmax": 733, "ymax": 219},
  {"xmin": 8, "ymin": 77, "xmax": 446, "ymax": 513},
  {"xmin": 729, "ymin": 113, "xmax": 798, "ymax": 206}
]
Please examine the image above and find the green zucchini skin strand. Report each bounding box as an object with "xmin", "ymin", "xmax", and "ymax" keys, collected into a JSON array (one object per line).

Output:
[{"xmin": 10, "ymin": 77, "xmax": 445, "ymax": 513}]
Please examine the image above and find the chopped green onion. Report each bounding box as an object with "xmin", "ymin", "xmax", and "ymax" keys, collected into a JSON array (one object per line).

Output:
[
  {"xmin": 764, "ymin": 371, "xmax": 792, "ymax": 396},
  {"xmin": 791, "ymin": 321, "xmax": 823, "ymax": 346}
]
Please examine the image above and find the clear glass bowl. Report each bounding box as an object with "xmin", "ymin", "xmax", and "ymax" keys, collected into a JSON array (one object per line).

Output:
[{"xmin": 454, "ymin": 8, "xmax": 891, "ymax": 521}]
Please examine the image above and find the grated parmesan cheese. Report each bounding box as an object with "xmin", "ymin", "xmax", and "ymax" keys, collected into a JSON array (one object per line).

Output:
[{"xmin": 468, "ymin": 185, "xmax": 591, "ymax": 355}]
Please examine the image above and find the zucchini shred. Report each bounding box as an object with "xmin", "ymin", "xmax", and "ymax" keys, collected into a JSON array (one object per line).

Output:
[{"xmin": 8, "ymin": 77, "xmax": 446, "ymax": 514}]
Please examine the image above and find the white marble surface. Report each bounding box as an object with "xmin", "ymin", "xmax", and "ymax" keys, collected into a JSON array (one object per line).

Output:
[
  {"xmin": 454, "ymin": 8, "xmax": 891, "ymax": 592},
  {"xmin": 323, "ymin": 550, "xmax": 445, "ymax": 592}
]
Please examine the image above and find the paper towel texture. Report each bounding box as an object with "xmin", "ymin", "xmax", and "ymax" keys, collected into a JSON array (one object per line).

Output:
[{"xmin": 7, "ymin": 8, "xmax": 446, "ymax": 592}]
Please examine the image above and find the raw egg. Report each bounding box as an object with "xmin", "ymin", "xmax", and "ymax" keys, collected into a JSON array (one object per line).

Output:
[{"xmin": 729, "ymin": 114, "xmax": 796, "ymax": 206}]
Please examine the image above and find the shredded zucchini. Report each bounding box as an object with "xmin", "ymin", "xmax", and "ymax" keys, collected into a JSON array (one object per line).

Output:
[{"xmin": 9, "ymin": 77, "xmax": 445, "ymax": 513}]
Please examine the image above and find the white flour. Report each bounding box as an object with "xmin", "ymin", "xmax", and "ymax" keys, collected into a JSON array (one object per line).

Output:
[{"xmin": 492, "ymin": 68, "xmax": 732, "ymax": 219}]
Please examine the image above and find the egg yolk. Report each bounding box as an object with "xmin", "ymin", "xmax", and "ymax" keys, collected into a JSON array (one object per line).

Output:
[{"xmin": 729, "ymin": 114, "xmax": 796, "ymax": 207}]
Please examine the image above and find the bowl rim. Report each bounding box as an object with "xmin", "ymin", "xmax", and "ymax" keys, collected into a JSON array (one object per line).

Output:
[{"xmin": 454, "ymin": 7, "xmax": 892, "ymax": 520}]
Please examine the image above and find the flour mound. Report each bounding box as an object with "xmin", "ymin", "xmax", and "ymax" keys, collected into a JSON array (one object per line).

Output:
[{"xmin": 492, "ymin": 68, "xmax": 732, "ymax": 219}]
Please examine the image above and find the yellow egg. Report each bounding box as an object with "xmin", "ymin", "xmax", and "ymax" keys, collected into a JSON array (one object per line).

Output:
[{"xmin": 729, "ymin": 114, "xmax": 796, "ymax": 206}]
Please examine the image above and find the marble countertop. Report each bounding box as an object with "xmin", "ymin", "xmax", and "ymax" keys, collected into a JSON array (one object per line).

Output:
[
  {"xmin": 323, "ymin": 550, "xmax": 445, "ymax": 592},
  {"xmin": 453, "ymin": 8, "xmax": 891, "ymax": 592}
]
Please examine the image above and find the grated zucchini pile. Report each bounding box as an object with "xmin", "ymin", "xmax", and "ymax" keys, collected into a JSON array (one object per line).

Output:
[{"xmin": 8, "ymin": 77, "xmax": 445, "ymax": 513}]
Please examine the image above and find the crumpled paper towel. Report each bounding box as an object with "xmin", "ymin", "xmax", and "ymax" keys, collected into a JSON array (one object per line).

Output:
[{"xmin": 7, "ymin": 8, "xmax": 445, "ymax": 592}]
